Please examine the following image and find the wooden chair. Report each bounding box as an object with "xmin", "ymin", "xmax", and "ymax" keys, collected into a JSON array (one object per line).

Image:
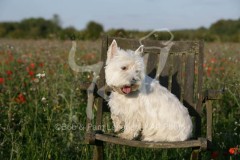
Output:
[{"xmin": 85, "ymin": 36, "xmax": 221, "ymax": 160}]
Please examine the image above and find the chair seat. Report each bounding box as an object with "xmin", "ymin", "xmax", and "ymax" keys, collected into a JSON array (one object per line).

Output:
[{"xmin": 94, "ymin": 133, "xmax": 208, "ymax": 149}]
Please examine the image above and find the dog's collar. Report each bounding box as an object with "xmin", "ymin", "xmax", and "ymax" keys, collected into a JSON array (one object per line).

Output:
[{"xmin": 110, "ymin": 86, "xmax": 125, "ymax": 95}]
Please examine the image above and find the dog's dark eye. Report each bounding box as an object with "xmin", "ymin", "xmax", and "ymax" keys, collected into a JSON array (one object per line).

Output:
[{"xmin": 121, "ymin": 66, "xmax": 127, "ymax": 70}]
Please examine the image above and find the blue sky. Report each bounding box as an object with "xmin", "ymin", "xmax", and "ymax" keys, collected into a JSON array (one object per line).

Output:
[{"xmin": 0, "ymin": 0, "xmax": 239, "ymax": 30}]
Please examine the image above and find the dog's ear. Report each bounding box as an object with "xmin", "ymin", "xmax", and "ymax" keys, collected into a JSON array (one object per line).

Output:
[
  {"xmin": 135, "ymin": 45, "xmax": 144, "ymax": 56},
  {"xmin": 107, "ymin": 40, "xmax": 118, "ymax": 64}
]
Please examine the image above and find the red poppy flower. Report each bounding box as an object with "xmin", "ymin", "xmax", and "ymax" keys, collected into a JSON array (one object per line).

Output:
[
  {"xmin": 6, "ymin": 70, "xmax": 13, "ymax": 76},
  {"xmin": 16, "ymin": 93, "xmax": 26, "ymax": 103},
  {"xmin": 229, "ymin": 147, "xmax": 238, "ymax": 155},
  {"xmin": 211, "ymin": 151, "xmax": 219, "ymax": 159},
  {"xmin": 17, "ymin": 59, "xmax": 24, "ymax": 64},
  {"xmin": 210, "ymin": 58, "xmax": 216, "ymax": 63},
  {"xmin": 39, "ymin": 62, "xmax": 44, "ymax": 67},
  {"xmin": 0, "ymin": 78, "xmax": 4, "ymax": 84},
  {"xmin": 28, "ymin": 71, "xmax": 34, "ymax": 77},
  {"xmin": 30, "ymin": 63, "xmax": 35, "ymax": 69}
]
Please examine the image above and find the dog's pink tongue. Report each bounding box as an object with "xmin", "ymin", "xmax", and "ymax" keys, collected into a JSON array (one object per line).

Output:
[{"xmin": 122, "ymin": 86, "xmax": 131, "ymax": 94}]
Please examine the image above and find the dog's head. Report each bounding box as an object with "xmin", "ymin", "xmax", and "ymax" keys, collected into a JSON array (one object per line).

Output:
[{"xmin": 105, "ymin": 40, "xmax": 145, "ymax": 95}]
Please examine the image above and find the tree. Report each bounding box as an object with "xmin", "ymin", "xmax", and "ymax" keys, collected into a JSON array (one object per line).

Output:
[
  {"xmin": 52, "ymin": 14, "xmax": 61, "ymax": 27},
  {"xmin": 85, "ymin": 21, "xmax": 104, "ymax": 40},
  {"xmin": 209, "ymin": 19, "xmax": 240, "ymax": 41},
  {"xmin": 60, "ymin": 26, "xmax": 77, "ymax": 40}
]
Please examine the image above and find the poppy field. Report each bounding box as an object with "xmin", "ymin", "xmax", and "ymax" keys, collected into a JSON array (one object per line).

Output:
[{"xmin": 0, "ymin": 39, "xmax": 239, "ymax": 159}]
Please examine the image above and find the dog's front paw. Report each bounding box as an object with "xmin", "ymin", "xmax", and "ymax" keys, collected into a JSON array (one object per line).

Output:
[{"xmin": 114, "ymin": 124, "xmax": 123, "ymax": 133}]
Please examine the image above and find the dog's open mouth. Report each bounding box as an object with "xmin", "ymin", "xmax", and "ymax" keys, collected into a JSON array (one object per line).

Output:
[
  {"xmin": 120, "ymin": 84, "xmax": 139, "ymax": 94},
  {"xmin": 111, "ymin": 84, "xmax": 139, "ymax": 95},
  {"xmin": 121, "ymin": 86, "xmax": 132, "ymax": 94}
]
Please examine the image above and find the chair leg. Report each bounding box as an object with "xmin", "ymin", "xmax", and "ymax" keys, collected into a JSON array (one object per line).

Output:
[
  {"xmin": 191, "ymin": 148, "xmax": 201, "ymax": 160},
  {"xmin": 93, "ymin": 143, "xmax": 104, "ymax": 160}
]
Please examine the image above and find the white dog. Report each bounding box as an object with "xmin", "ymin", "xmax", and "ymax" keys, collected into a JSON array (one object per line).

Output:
[{"xmin": 105, "ymin": 40, "xmax": 193, "ymax": 142}]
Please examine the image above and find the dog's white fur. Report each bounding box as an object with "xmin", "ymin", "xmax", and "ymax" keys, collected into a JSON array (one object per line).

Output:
[{"xmin": 105, "ymin": 40, "xmax": 193, "ymax": 142}]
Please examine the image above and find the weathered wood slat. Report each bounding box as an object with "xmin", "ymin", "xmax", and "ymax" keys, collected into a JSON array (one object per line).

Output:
[
  {"xmin": 206, "ymin": 101, "xmax": 213, "ymax": 141},
  {"xmin": 196, "ymin": 41, "xmax": 204, "ymax": 114},
  {"xmin": 95, "ymin": 133, "xmax": 206, "ymax": 149},
  {"xmin": 184, "ymin": 54, "xmax": 195, "ymax": 105},
  {"xmin": 96, "ymin": 35, "xmax": 108, "ymax": 126},
  {"xmin": 171, "ymin": 54, "xmax": 182, "ymax": 100},
  {"xmin": 193, "ymin": 55, "xmax": 199, "ymax": 104}
]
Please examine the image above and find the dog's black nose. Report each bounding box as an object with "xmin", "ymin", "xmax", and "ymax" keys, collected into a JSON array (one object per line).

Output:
[{"xmin": 131, "ymin": 78, "xmax": 137, "ymax": 84}]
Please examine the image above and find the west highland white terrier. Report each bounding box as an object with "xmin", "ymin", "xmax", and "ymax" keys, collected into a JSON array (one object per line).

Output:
[{"xmin": 105, "ymin": 40, "xmax": 193, "ymax": 142}]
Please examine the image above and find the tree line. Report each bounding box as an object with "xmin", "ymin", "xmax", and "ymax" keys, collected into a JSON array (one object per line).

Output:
[{"xmin": 0, "ymin": 15, "xmax": 239, "ymax": 42}]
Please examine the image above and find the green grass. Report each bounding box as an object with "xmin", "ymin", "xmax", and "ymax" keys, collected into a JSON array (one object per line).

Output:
[{"xmin": 0, "ymin": 39, "xmax": 239, "ymax": 160}]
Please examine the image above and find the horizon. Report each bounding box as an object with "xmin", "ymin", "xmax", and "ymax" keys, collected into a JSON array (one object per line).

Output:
[
  {"xmin": 0, "ymin": 0, "xmax": 239, "ymax": 31},
  {"xmin": 0, "ymin": 15, "xmax": 239, "ymax": 32}
]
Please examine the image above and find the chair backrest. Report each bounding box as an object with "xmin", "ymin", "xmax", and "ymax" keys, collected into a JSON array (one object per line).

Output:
[{"xmin": 97, "ymin": 36, "xmax": 204, "ymax": 119}]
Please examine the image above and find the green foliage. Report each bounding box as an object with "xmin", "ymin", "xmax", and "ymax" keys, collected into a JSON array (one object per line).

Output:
[
  {"xmin": 107, "ymin": 28, "xmax": 129, "ymax": 38},
  {"xmin": 0, "ymin": 16, "xmax": 62, "ymax": 39},
  {"xmin": 84, "ymin": 21, "xmax": 104, "ymax": 40},
  {"xmin": 0, "ymin": 15, "xmax": 239, "ymax": 42},
  {"xmin": 106, "ymin": 19, "xmax": 240, "ymax": 42},
  {"xmin": 209, "ymin": 19, "xmax": 240, "ymax": 42},
  {"xmin": 59, "ymin": 26, "xmax": 78, "ymax": 40}
]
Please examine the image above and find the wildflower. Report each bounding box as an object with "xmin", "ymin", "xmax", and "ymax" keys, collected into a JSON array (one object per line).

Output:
[
  {"xmin": 17, "ymin": 59, "xmax": 24, "ymax": 64},
  {"xmin": 211, "ymin": 151, "xmax": 219, "ymax": 159},
  {"xmin": 28, "ymin": 71, "xmax": 34, "ymax": 77},
  {"xmin": 210, "ymin": 58, "xmax": 216, "ymax": 63},
  {"xmin": 41, "ymin": 97, "xmax": 47, "ymax": 103},
  {"xmin": 36, "ymin": 71, "xmax": 45, "ymax": 79},
  {"xmin": 229, "ymin": 147, "xmax": 238, "ymax": 155},
  {"xmin": 29, "ymin": 63, "xmax": 35, "ymax": 69},
  {"xmin": 0, "ymin": 78, "xmax": 4, "ymax": 84},
  {"xmin": 6, "ymin": 70, "xmax": 13, "ymax": 76},
  {"xmin": 206, "ymin": 67, "xmax": 212, "ymax": 77},
  {"xmin": 16, "ymin": 93, "xmax": 26, "ymax": 103},
  {"xmin": 39, "ymin": 62, "xmax": 44, "ymax": 67}
]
